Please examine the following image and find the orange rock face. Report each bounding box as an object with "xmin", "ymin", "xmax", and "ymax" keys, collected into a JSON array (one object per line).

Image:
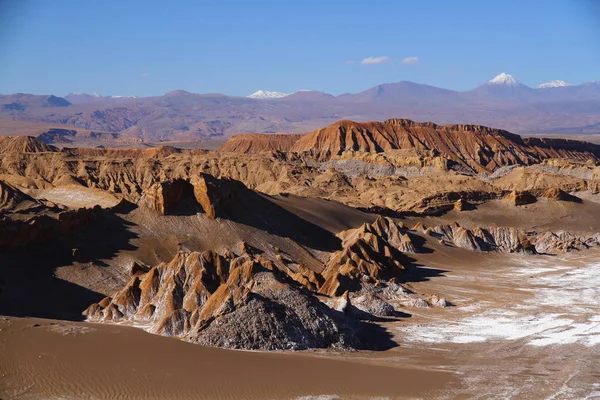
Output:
[
  {"xmin": 503, "ymin": 190, "xmax": 537, "ymax": 206},
  {"xmin": 218, "ymin": 133, "xmax": 303, "ymax": 154},
  {"xmin": 291, "ymin": 119, "xmax": 600, "ymax": 172},
  {"xmin": 0, "ymin": 136, "xmax": 57, "ymax": 153},
  {"xmin": 319, "ymin": 217, "xmax": 415, "ymax": 297},
  {"xmin": 138, "ymin": 175, "xmax": 247, "ymax": 218},
  {"xmin": 541, "ymin": 188, "xmax": 582, "ymax": 203},
  {"xmin": 84, "ymin": 249, "xmax": 362, "ymax": 350}
]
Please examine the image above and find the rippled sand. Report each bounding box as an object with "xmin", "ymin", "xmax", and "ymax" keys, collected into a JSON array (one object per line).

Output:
[{"xmin": 0, "ymin": 317, "xmax": 453, "ymax": 400}]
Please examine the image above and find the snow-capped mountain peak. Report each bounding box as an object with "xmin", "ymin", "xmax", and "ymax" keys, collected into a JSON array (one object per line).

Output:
[
  {"xmin": 108, "ymin": 95, "xmax": 139, "ymax": 99},
  {"xmin": 66, "ymin": 92, "xmax": 102, "ymax": 98},
  {"xmin": 487, "ymin": 73, "xmax": 520, "ymax": 86},
  {"xmin": 536, "ymin": 80, "xmax": 572, "ymax": 89},
  {"xmin": 248, "ymin": 90, "xmax": 289, "ymax": 100}
]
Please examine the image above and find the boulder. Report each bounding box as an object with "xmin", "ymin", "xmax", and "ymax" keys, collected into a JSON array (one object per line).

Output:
[
  {"xmin": 504, "ymin": 190, "xmax": 537, "ymax": 206},
  {"xmin": 541, "ymin": 188, "xmax": 582, "ymax": 203}
]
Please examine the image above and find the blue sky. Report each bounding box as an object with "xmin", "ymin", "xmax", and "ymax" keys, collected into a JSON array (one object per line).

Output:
[{"xmin": 0, "ymin": 0, "xmax": 598, "ymax": 97}]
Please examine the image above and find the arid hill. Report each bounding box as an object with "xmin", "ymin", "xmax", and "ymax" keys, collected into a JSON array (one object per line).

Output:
[
  {"xmin": 0, "ymin": 136, "xmax": 57, "ymax": 153},
  {"xmin": 1, "ymin": 129, "xmax": 599, "ymax": 217},
  {"xmin": 0, "ymin": 180, "xmax": 42, "ymax": 212},
  {"xmin": 218, "ymin": 133, "xmax": 303, "ymax": 154},
  {"xmin": 63, "ymin": 145, "xmax": 207, "ymax": 159},
  {"xmin": 291, "ymin": 119, "xmax": 600, "ymax": 172}
]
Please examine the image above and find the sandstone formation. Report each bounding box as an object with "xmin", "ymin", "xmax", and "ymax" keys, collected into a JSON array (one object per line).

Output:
[
  {"xmin": 532, "ymin": 231, "xmax": 600, "ymax": 254},
  {"xmin": 0, "ymin": 180, "xmax": 41, "ymax": 212},
  {"xmin": 319, "ymin": 217, "xmax": 415, "ymax": 297},
  {"xmin": 430, "ymin": 223, "xmax": 537, "ymax": 254},
  {"xmin": 429, "ymin": 223, "xmax": 599, "ymax": 255},
  {"xmin": 0, "ymin": 206, "xmax": 104, "ymax": 251},
  {"xmin": 291, "ymin": 119, "xmax": 600, "ymax": 172},
  {"xmin": 138, "ymin": 179, "xmax": 199, "ymax": 215},
  {"xmin": 63, "ymin": 145, "xmax": 205, "ymax": 159},
  {"xmin": 503, "ymin": 190, "xmax": 537, "ymax": 206},
  {"xmin": 85, "ymin": 249, "xmax": 360, "ymax": 350},
  {"xmin": 541, "ymin": 188, "xmax": 582, "ymax": 203},
  {"xmin": 137, "ymin": 175, "xmax": 259, "ymax": 219},
  {"xmin": 83, "ymin": 215, "xmax": 447, "ymax": 349},
  {"xmin": 0, "ymin": 136, "xmax": 57, "ymax": 153},
  {"xmin": 218, "ymin": 133, "xmax": 303, "ymax": 154}
]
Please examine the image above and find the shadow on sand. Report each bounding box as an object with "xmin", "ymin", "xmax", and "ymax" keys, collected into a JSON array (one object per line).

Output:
[
  {"xmin": 217, "ymin": 190, "xmax": 343, "ymax": 252},
  {"xmin": 0, "ymin": 210, "xmax": 138, "ymax": 321}
]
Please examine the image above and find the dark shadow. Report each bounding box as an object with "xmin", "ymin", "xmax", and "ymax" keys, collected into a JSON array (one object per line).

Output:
[
  {"xmin": 0, "ymin": 210, "xmax": 138, "ymax": 321},
  {"xmin": 356, "ymin": 206, "xmax": 407, "ymax": 219},
  {"xmin": 213, "ymin": 184, "xmax": 342, "ymax": 252},
  {"xmin": 399, "ymin": 264, "xmax": 449, "ymax": 284},
  {"xmin": 325, "ymin": 306, "xmax": 398, "ymax": 351},
  {"xmin": 346, "ymin": 304, "xmax": 411, "ymax": 322},
  {"xmin": 352, "ymin": 321, "xmax": 399, "ymax": 351},
  {"xmin": 163, "ymin": 179, "xmax": 204, "ymax": 216},
  {"xmin": 147, "ymin": 176, "xmax": 343, "ymax": 252},
  {"xmin": 112, "ymin": 198, "xmax": 138, "ymax": 214},
  {"xmin": 403, "ymin": 230, "xmax": 435, "ymax": 254}
]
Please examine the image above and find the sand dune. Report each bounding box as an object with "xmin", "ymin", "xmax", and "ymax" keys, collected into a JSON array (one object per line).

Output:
[{"xmin": 0, "ymin": 317, "xmax": 454, "ymax": 400}]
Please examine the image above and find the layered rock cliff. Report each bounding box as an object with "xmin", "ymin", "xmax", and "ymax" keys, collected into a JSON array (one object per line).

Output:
[
  {"xmin": 291, "ymin": 119, "xmax": 600, "ymax": 172},
  {"xmin": 218, "ymin": 133, "xmax": 303, "ymax": 154},
  {"xmin": 0, "ymin": 136, "xmax": 57, "ymax": 153},
  {"xmin": 428, "ymin": 222, "xmax": 600, "ymax": 254}
]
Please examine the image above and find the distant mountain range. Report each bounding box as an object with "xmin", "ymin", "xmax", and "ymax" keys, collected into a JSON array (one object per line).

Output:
[
  {"xmin": 1, "ymin": 73, "xmax": 599, "ymax": 145},
  {"xmin": 244, "ymin": 73, "xmax": 599, "ymax": 102}
]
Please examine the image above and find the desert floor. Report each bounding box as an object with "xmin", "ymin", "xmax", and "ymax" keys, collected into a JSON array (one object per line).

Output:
[{"xmin": 2, "ymin": 248, "xmax": 598, "ymax": 400}]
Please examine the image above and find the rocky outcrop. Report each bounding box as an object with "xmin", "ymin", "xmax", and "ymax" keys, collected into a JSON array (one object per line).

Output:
[
  {"xmin": 413, "ymin": 191, "xmax": 499, "ymax": 215},
  {"xmin": 288, "ymin": 264, "xmax": 323, "ymax": 292},
  {"xmin": 0, "ymin": 181, "xmax": 41, "ymax": 212},
  {"xmin": 335, "ymin": 281, "xmax": 449, "ymax": 314},
  {"xmin": 319, "ymin": 149, "xmax": 451, "ymax": 179},
  {"xmin": 1, "ymin": 132, "xmax": 594, "ymax": 217},
  {"xmin": 138, "ymin": 179, "xmax": 199, "ymax": 215},
  {"xmin": 541, "ymin": 188, "xmax": 582, "ymax": 203},
  {"xmin": 291, "ymin": 119, "xmax": 600, "ymax": 172},
  {"xmin": 350, "ymin": 292, "xmax": 396, "ymax": 317},
  {"xmin": 429, "ymin": 222, "xmax": 599, "ymax": 255},
  {"xmin": 190, "ymin": 174, "xmax": 247, "ymax": 219},
  {"xmin": 532, "ymin": 231, "xmax": 600, "ymax": 254},
  {"xmin": 138, "ymin": 175, "xmax": 247, "ymax": 219},
  {"xmin": 454, "ymin": 198, "xmax": 474, "ymax": 211},
  {"xmin": 503, "ymin": 190, "xmax": 537, "ymax": 206},
  {"xmin": 319, "ymin": 217, "xmax": 415, "ymax": 297},
  {"xmin": 218, "ymin": 134, "xmax": 303, "ymax": 154},
  {"xmin": 0, "ymin": 136, "xmax": 58, "ymax": 154},
  {"xmin": 523, "ymin": 137, "xmax": 600, "ymax": 161},
  {"xmin": 0, "ymin": 206, "xmax": 104, "ymax": 251},
  {"xmin": 430, "ymin": 223, "xmax": 536, "ymax": 253},
  {"xmin": 85, "ymin": 248, "xmax": 361, "ymax": 350}
]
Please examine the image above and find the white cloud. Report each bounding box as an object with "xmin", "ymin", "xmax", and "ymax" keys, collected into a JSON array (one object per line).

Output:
[
  {"xmin": 401, "ymin": 57, "xmax": 419, "ymax": 65},
  {"xmin": 361, "ymin": 56, "xmax": 392, "ymax": 65}
]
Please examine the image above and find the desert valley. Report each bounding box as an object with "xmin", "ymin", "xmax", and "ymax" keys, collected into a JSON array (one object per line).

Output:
[
  {"xmin": 2, "ymin": 1, "xmax": 600, "ymax": 398},
  {"xmin": 0, "ymin": 116, "xmax": 600, "ymax": 398}
]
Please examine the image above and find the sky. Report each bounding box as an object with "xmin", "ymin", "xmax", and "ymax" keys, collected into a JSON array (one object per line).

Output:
[{"xmin": 0, "ymin": 0, "xmax": 599, "ymax": 97}]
